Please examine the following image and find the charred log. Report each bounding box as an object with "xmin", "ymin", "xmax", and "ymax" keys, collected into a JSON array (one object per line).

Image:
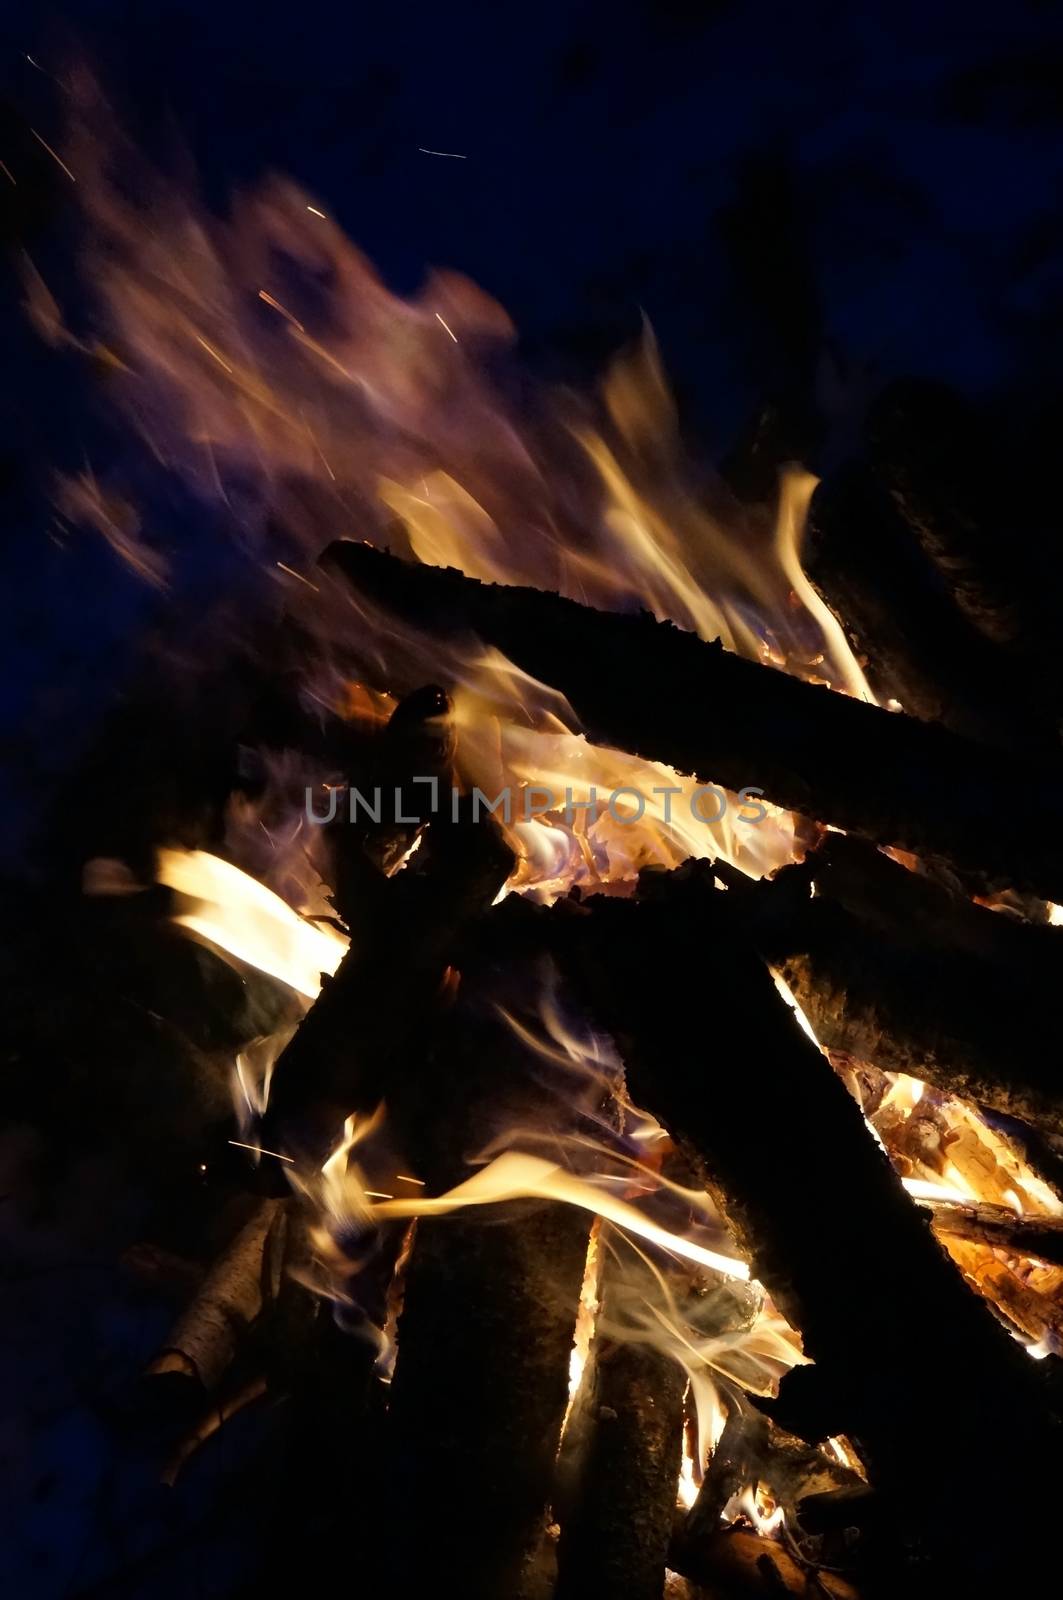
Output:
[
  {"xmin": 257, "ymin": 688, "xmax": 513, "ymax": 1169},
  {"xmin": 378, "ymin": 985, "xmax": 597, "ymax": 1600},
  {"xmin": 555, "ymin": 1252, "xmax": 687, "ymax": 1600},
  {"xmin": 925, "ymin": 1199, "xmax": 1063, "ymax": 1268},
  {"xmin": 728, "ymin": 835, "xmax": 1063, "ymax": 1135},
  {"xmin": 550, "ymin": 863, "xmax": 1062, "ymax": 1583},
  {"xmin": 324, "ymin": 540, "xmax": 1063, "ymax": 899}
]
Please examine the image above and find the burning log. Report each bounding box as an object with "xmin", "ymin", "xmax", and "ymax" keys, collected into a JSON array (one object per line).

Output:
[
  {"xmin": 925, "ymin": 1199, "xmax": 1063, "ymax": 1267},
  {"xmin": 727, "ymin": 835, "xmax": 1063, "ymax": 1136},
  {"xmin": 144, "ymin": 1198, "xmax": 281, "ymax": 1400},
  {"xmin": 555, "ymin": 1244, "xmax": 687, "ymax": 1600},
  {"xmin": 678, "ymin": 1390, "xmax": 860, "ymax": 1564},
  {"xmin": 671, "ymin": 1528, "xmax": 858, "ymax": 1599},
  {"xmin": 257, "ymin": 689, "xmax": 513, "ymax": 1168},
  {"xmin": 384, "ymin": 1206, "xmax": 592, "ymax": 1598},
  {"xmin": 549, "ymin": 862, "xmax": 1062, "ymax": 1582},
  {"xmin": 377, "ymin": 989, "xmax": 598, "ymax": 1599},
  {"xmin": 324, "ymin": 540, "xmax": 1063, "ymax": 898},
  {"xmin": 940, "ymin": 1235, "xmax": 1063, "ymax": 1347}
]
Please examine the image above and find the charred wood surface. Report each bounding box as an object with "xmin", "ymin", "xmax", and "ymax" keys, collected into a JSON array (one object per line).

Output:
[
  {"xmin": 325, "ymin": 540, "xmax": 1063, "ymax": 898},
  {"xmin": 258, "ymin": 689, "xmax": 513, "ymax": 1168},
  {"xmin": 379, "ymin": 989, "xmax": 596, "ymax": 1600},
  {"xmin": 555, "ymin": 1267, "xmax": 686, "ymax": 1600},
  {"xmin": 384, "ymin": 1206, "xmax": 592, "ymax": 1598},
  {"xmin": 550, "ymin": 863, "xmax": 1062, "ymax": 1581},
  {"xmin": 728, "ymin": 835, "xmax": 1063, "ymax": 1135},
  {"xmin": 926, "ymin": 1199, "xmax": 1063, "ymax": 1266}
]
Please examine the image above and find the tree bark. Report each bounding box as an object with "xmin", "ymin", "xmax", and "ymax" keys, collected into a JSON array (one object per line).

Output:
[
  {"xmin": 549, "ymin": 863, "xmax": 1062, "ymax": 1583},
  {"xmin": 555, "ymin": 1243, "xmax": 687, "ymax": 1600},
  {"xmin": 324, "ymin": 539, "xmax": 1063, "ymax": 899},
  {"xmin": 728, "ymin": 835, "xmax": 1063, "ymax": 1135}
]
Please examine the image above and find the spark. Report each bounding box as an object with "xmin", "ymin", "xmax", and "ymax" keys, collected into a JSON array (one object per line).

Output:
[
  {"xmin": 0, "ymin": 160, "xmax": 15, "ymax": 186},
  {"xmin": 435, "ymin": 312, "xmax": 458, "ymax": 343},
  {"xmin": 364, "ymin": 1190, "xmax": 394, "ymax": 1201},
  {"xmin": 395, "ymin": 1174, "xmax": 426, "ymax": 1186},
  {"xmin": 418, "ymin": 146, "xmax": 467, "ymax": 159},
  {"xmin": 229, "ymin": 1140, "xmax": 295, "ymax": 1163},
  {"xmin": 194, "ymin": 336, "xmax": 233, "ymax": 374},
  {"xmin": 306, "ymin": 204, "xmax": 327, "ymax": 218},
  {"xmin": 30, "ymin": 128, "xmax": 75, "ymax": 183},
  {"xmin": 258, "ymin": 289, "xmax": 305, "ymax": 332},
  {"xmin": 276, "ymin": 561, "xmax": 320, "ymax": 592}
]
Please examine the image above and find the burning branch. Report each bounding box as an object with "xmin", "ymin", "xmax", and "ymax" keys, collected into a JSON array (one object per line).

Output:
[
  {"xmin": 545, "ymin": 862, "xmax": 1062, "ymax": 1583},
  {"xmin": 555, "ymin": 1233, "xmax": 688, "ymax": 1600},
  {"xmin": 728, "ymin": 833, "xmax": 1063, "ymax": 1135},
  {"xmin": 324, "ymin": 540, "xmax": 1063, "ymax": 899}
]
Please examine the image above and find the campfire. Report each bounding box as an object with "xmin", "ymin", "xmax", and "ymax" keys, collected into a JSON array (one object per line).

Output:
[{"xmin": 14, "ymin": 87, "xmax": 1063, "ymax": 1600}]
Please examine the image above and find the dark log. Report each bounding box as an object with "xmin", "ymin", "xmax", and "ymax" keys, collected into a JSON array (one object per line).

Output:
[
  {"xmin": 378, "ymin": 981, "xmax": 597, "ymax": 1600},
  {"xmin": 683, "ymin": 1398, "xmax": 766, "ymax": 1544},
  {"xmin": 550, "ymin": 863, "xmax": 1062, "ymax": 1583},
  {"xmin": 727, "ymin": 834, "xmax": 1063, "ymax": 1135},
  {"xmin": 806, "ymin": 462, "xmax": 1056, "ymax": 752},
  {"xmin": 796, "ymin": 1483, "xmax": 881, "ymax": 1537},
  {"xmin": 323, "ymin": 539, "xmax": 1063, "ymax": 899},
  {"xmin": 256, "ymin": 688, "xmax": 513, "ymax": 1169},
  {"xmin": 555, "ymin": 1249, "xmax": 687, "ymax": 1600},
  {"xmin": 234, "ymin": 1201, "xmax": 391, "ymax": 1595}
]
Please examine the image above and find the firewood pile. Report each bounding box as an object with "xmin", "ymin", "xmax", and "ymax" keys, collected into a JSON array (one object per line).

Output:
[{"xmin": 9, "ymin": 343, "xmax": 1063, "ymax": 1597}]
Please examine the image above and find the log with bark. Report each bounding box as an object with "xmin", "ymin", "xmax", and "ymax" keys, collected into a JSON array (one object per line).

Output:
[
  {"xmin": 671, "ymin": 1527, "xmax": 859, "ymax": 1599},
  {"xmin": 555, "ymin": 1231, "xmax": 687, "ymax": 1600},
  {"xmin": 144, "ymin": 1197, "xmax": 282, "ymax": 1407},
  {"xmin": 379, "ymin": 989, "xmax": 597, "ymax": 1600},
  {"xmin": 679, "ymin": 1393, "xmax": 859, "ymax": 1553},
  {"xmin": 723, "ymin": 833, "xmax": 1063, "ymax": 1136},
  {"xmin": 323, "ymin": 539, "xmax": 1063, "ymax": 899},
  {"xmin": 543, "ymin": 862, "xmax": 1062, "ymax": 1583},
  {"xmin": 255, "ymin": 687, "xmax": 513, "ymax": 1169},
  {"xmin": 925, "ymin": 1199, "xmax": 1063, "ymax": 1267}
]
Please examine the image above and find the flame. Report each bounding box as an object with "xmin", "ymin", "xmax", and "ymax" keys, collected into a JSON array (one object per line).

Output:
[
  {"xmin": 318, "ymin": 1144, "xmax": 748, "ymax": 1281},
  {"xmin": 53, "ymin": 96, "xmax": 1063, "ymax": 1511},
  {"xmin": 48, "ymin": 92, "xmax": 884, "ymax": 909},
  {"xmin": 774, "ymin": 983, "xmax": 1063, "ymax": 1349},
  {"xmin": 725, "ymin": 1482, "xmax": 786, "ymax": 1538},
  {"xmin": 157, "ymin": 847, "xmax": 347, "ymax": 998}
]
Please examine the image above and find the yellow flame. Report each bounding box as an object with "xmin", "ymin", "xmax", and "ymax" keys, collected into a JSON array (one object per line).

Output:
[
  {"xmin": 358, "ymin": 1150, "xmax": 749, "ymax": 1279},
  {"xmin": 157, "ymin": 847, "xmax": 347, "ymax": 997}
]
